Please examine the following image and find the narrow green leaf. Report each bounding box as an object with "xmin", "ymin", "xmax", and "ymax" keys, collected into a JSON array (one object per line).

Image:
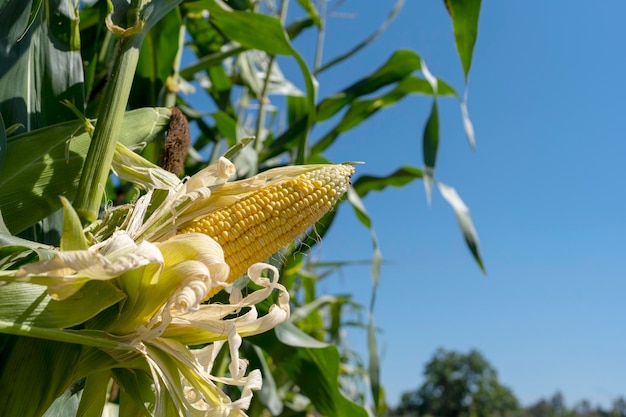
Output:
[
  {"xmin": 222, "ymin": 136, "xmax": 254, "ymax": 160},
  {"xmin": 461, "ymin": 91, "xmax": 476, "ymax": 148},
  {"xmin": 295, "ymin": 0, "xmax": 321, "ymax": 26},
  {"xmin": 437, "ymin": 182, "xmax": 485, "ymax": 272},
  {"xmin": 316, "ymin": 49, "xmax": 422, "ymax": 121},
  {"xmin": 347, "ymin": 187, "xmax": 371, "ymax": 229},
  {"xmin": 423, "ymin": 100, "xmax": 439, "ymax": 169},
  {"xmin": 313, "ymin": 75, "xmax": 456, "ymax": 156},
  {"xmin": 112, "ymin": 368, "xmax": 156, "ymax": 417},
  {"xmin": 275, "ymin": 321, "xmax": 328, "ymax": 348},
  {"xmin": 445, "ymin": 0, "xmax": 482, "ymax": 81},
  {"xmin": 60, "ymin": 197, "xmax": 89, "ymax": 251},
  {"xmin": 206, "ymin": 0, "xmax": 295, "ymax": 55},
  {"xmin": 0, "ymin": 219, "xmax": 56, "ymax": 264},
  {"xmin": 0, "ymin": 280, "xmax": 125, "ymax": 329},
  {"xmin": 117, "ymin": 0, "xmax": 184, "ymax": 35},
  {"xmin": 242, "ymin": 343, "xmax": 283, "ymax": 416},
  {"xmin": 0, "ymin": 320, "xmax": 125, "ymax": 349},
  {"xmin": 285, "ymin": 16, "xmax": 317, "ymax": 39},
  {"xmin": 352, "ymin": 166, "xmax": 424, "ymax": 198},
  {"xmin": 76, "ymin": 370, "xmax": 112, "ymax": 417},
  {"xmin": 289, "ymin": 295, "xmax": 337, "ymax": 323}
]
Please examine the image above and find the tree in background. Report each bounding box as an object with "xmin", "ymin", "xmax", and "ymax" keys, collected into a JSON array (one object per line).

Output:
[{"xmin": 395, "ymin": 348, "xmax": 518, "ymax": 417}]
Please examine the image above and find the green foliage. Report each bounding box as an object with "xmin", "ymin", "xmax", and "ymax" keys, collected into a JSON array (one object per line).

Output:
[{"xmin": 396, "ymin": 348, "xmax": 519, "ymax": 417}]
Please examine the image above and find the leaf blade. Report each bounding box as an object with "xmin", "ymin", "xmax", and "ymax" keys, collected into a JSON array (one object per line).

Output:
[{"xmin": 445, "ymin": 0, "xmax": 482, "ymax": 80}]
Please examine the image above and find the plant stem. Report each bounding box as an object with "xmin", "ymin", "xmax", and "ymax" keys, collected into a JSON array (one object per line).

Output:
[
  {"xmin": 73, "ymin": 32, "xmax": 145, "ymax": 224},
  {"xmin": 314, "ymin": 0, "xmax": 327, "ymax": 74}
]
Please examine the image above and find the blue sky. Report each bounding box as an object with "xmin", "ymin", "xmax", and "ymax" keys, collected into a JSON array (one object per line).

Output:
[{"xmin": 276, "ymin": 0, "xmax": 626, "ymax": 409}]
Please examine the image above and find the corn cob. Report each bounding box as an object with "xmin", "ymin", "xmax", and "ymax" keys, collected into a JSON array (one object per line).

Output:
[{"xmin": 179, "ymin": 164, "xmax": 354, "ymax": 296}]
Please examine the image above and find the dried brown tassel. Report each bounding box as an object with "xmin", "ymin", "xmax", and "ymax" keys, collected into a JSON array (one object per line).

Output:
[{"xmin": 160, "ymin": 107, "xmax": 191, "ymax": 176}]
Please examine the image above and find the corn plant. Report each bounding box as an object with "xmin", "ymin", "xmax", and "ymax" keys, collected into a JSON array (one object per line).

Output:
[{"xmin": 0, "ymin": 0, "xmax": 483, "ymax": 416}]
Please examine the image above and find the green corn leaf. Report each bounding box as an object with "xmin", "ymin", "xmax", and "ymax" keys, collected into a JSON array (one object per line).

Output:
[
  {"xmin": 0, "ymin": 107, "xmax": 171, "ymax": 234},
  {"xmin": 112, "ymin": 368, "xmax": 157, "ymax": 417},
  {"xmin": 437, "ymin": 181, "xmax": 485, "ymax": 273},
  {"xmin": 41, "ymin": 382, "xmax": 81, "ymax": 417},
  {"xmin": 444, "ymin": 0, "xmax": 482, "ymax": 81},
  {"xmin": 312, "ymin": 76, "xmax": 455, "ymax": 155},
  {"xmin": 60, "ymin": 197, "xmax": 89, "ymax": 251},
  {"xmin": 422, "ymin": 99, "xmax": 440, "ymax": 203},
  {"xmin": 352, "ymin": 166, "xmax": 424, "ymax": 198},
  {"xmin": 76, "ymin": 370, "xmax": 112, "ymax": 417},
  {"xmin": 0, "ymin": 0, "xmax": 84, "ymax": 133},
  {"xmin": 423, "ymin": 99, "xmax": 440, "ymax": 169},
  {"xmin": 316, "ymin": 49, "xmax": 422, "ymax": 121},
  {"xmin": 249, "ymin": 327, "xmax": 369, "ymax": 417},
  {"xmin": 289, "ymin": 295, "xmax": 337, "ymax": 323},
  {"xmin": 242, "ymin": 342, "xmax": 283, "ymax": 416},
  {"xmin": 0, "ymin": 337, "xmax": 82, "ymax": 417},
  {"xmin": 0, "ymin": 280, "xmax": 125, "ymax": 330},
  {"xmin": 295, "ymin": 0, "xmax": 320, "ymax": 27}
]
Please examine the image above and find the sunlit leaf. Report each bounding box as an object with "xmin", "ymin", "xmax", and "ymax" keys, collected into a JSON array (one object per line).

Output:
[
  {"xmin": 0, "ymin": 281, "xmax": 125, "ymax": 330},
  {"xmin": 437, "ymin": 181, "xmax": 485, "ymax": 272},
  {"xmin": 352, "ymin": 166, "xmax": 424, "ymax": 198},
  {"xmin": 59, "ymin": 197, "xmax": 88, "ymax": 252},
  {"xmin": 295, "ymin": 0, "xmax": 321, "ymax": 26},
  {"xmin": 275, "ymin": 322, "xmax": 327, "ymax": 348},
  {"xmin": 249, "ymin": 328, "xmax": 369, "ymax": 417},
  {"xmin": 444, "ymin": 0, "xmax": 482, "ymax": 81},
  {"xmin": 243, "ymin": 343, "xmax": 283, "ymax": 415},
  {"xmin": 313, "ymin": 76, "xmax": 455, "ymax": 155},
  {"xmin": 0, "ymin": 0, "xmax": 84, "ymax": 133},
  {"xmin": 317, "ymin": 49, "xmax": 422, "ymax": 121},
  {"xmin": 0, "ymin": 108, "xmax": 171, "ymax": 234}
]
